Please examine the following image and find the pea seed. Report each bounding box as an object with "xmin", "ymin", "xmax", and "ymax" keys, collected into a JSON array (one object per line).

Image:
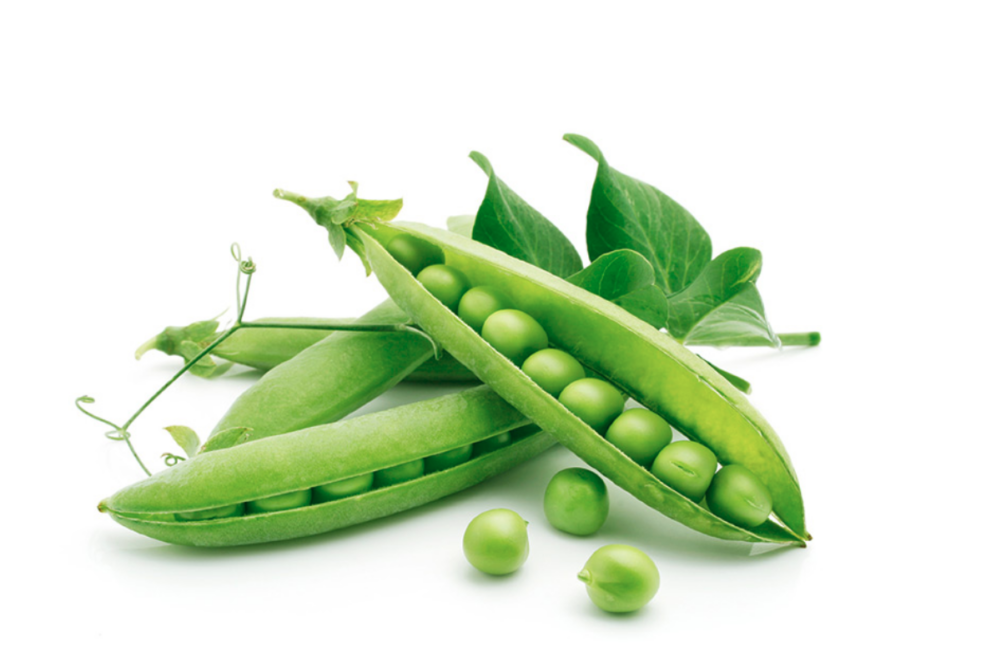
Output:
[
  {"xmin": 425, "ymin": 444, "xmax": 473, "ymax": 473},
  {"xmin": 458, "ymin": 286, "xmax": 511, "ymax": 332},
  {"xmin": 463, "ymin": 508, "xmax": 529, "ymax": 575},
  {"xmin": 387, "ymin": 233, "xmax": 444, "ymax": 275},
  {"xmin": 522, "ymin": 348, "xmax": 586, "ymax": 396},
  {"xmin": 175, "ymin": 503, "xmax": 246, "ymax": 521},
  {"xmin": 578, "ymin": 544, "xmax": 659, "ymax": 613},
  {"xmin": 472, "ymin": 431, "xmax": 513, "ymax": 457},
  {"xmin": 544, "ymin": 468, "xmax": 609, "ymax": 536},
  {"xmin": 706, "ymin": 464, "xmax": 773, "ymax": 528},
  {"xmin": 650, "ymin": 440, "xmax": 718, "ymax": 502},
  {"xmin": 374, "ymin": 459, "xmax": 425, "ymax": 488},
  {"xmin": 247, "ymin": 489, "xmax": 312, "ymax": 514},
  {"xmin": 605, "ymin": 408, "xmax": 673, "ymax": 467},
  {"xmin": 558, "ymin": 378, "xmax": 625, "ymax": 434},
  {"xmin": 481, "ymin": 309, "xmax": 549, "ymax": 365},
  {"xmin": 312, "ymin": 473, "xmax": 375, "ymax": 503},
  {"xmin": 416, "ymin": 264, "xmax": 470, "ymax": 311}
]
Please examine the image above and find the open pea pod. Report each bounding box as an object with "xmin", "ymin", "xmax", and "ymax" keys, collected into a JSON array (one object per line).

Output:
[
  {"xmin": 332, "ymin": 221, "xmax": 808, "ymax": 547},
  {"xmin": 100, "ymin": 386, "xmax": 553, "ymax": 547}
]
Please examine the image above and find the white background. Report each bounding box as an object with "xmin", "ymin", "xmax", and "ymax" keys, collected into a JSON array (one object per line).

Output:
[{"xmin": 3, "ymin": 1, "xmax": 999, "ymax": 664}]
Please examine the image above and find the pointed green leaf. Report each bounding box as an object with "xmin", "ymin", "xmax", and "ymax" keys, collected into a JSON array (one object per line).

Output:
[
  {"xmin": 612, "ymin": 285, "xmax": 668, "ymax": 328},
  {"xmin": 163, "ymin": 425, "xmax": 201, "ymax": 458},
  {"xmin": 566, "ymin": 249, "xmax": 656, "ymax": 301},
  {"xmin": 135, "ymin": 319, "xmax": 221, "ymax": 359},
  {"xmin": 470, "ymin": 151, "xmax": 583, "ymax": 278},
  {"xmin": 565, "ymin": 134, "xmax": 711, "ymax": 295},
  {"xmin": 666, "ymin": 247, "xmax": 778, "ymax": 347},
  {"xmin": 327, "ymin": 225, "xmax": 347, "ymax": 260},
  {"xmin": 199, "ymin": 426, "xmax": 253, "ymax": 454}
]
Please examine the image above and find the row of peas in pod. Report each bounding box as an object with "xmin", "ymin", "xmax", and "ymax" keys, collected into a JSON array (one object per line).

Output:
[
  {"xmin": 174, "ymin": 428, "xmax": 516, "ymax": 522},
  {"xmin": 389, "ymin": 234, "xmax": 774, "ymax": 530}
]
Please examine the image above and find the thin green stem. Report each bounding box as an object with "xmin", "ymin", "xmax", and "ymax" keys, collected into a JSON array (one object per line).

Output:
[
  {"xmin": 122, "ymin": 327, "xmax": 240, "ymax": 431},
  {"xmin": 75, "ymin": 397, "xmax": 152, "ymax": 476},
  {"xmin": 778, "ymin": 332, "xmax": 821, "ymax": 347}
]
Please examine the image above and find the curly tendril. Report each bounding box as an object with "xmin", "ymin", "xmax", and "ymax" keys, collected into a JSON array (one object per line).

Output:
[
  {"xmin": 75, "ymin": 396, "xmax": 151, "ymax": 477},
  {"xmin": 161, "ymin": 453, "xmax": 186, "ymax": 466}
]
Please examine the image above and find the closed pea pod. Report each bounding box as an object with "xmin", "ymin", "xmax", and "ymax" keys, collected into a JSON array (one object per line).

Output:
[
  {"xmin": 277, "ymin": 193, "xmax": 809, "ymax": 547},
  {"xmin": 99, "ymin": 386, "xmax": 556, "ymax": 547}
]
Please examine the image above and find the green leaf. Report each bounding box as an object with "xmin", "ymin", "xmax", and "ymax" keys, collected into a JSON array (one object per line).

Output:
[
  {"xmin": 612, "ymin": 285, "xmax": 668, "ymax": 329},
  {"xmin": 200, "ymin": 426, "xmax": 253, "ymax": 454},
  {"xmin": 176, "ymin": 341, "xmax": 233, "ymax": 378},
  {"xmin": 446, "ymin": 215, "xmax": 476, "ymax": 238},
  {"xmin": 666, "ymin": 247, "xmax": 778, "ymax": 347},
  {"xmin": 565, "ymin": 134, "xmax": 711, "ymax": 295},
  {"xmin": 135, "ymin": 319, "xmax": 221, "ymax": 360},
  {"xmin": 469, "ymin": 151, "xmax": 583, "ymax": 279},
  {"xmin": 163, "ymin": 425, "xmax": 201, "ymax": 458},
  {"xmin": 566, "ymin": 249, "xmax": 656, "ymax": 302}
]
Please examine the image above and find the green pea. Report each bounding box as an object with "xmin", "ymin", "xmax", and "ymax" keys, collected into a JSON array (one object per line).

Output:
[
  {"xmin": 558, "ymin": 378, "xmax": 625, "ymax": 434},
  {"xmin": 605, "ymin": 408, "xmax": 674, "ymax": 467},
  {"xmin": 578, "ymin": 544, "xmax": 660, "ymax": 613},
  {"xmin": 175, "ymin": 503, "xmax": 246, "ymax": 521},
  {"xmin": 387, "ymin": 234, "xmax": 444, "ymax": 275},
  {"xmin": 247, "ymin": 489, "xmax": 312, "ymax": 514},
  {"xmin": 416, "ymin": 264, "xmax": 470, "ymax": 311},
  {"xmin": 522, "ymin": 348, "xmax": 586, "ymax": 397},
  {"xmin": 650, "ymin": 440, "xmax": 718, "ymax": 502},
  {"xmin": 463, "ymin": 508, "xmax": 529, "ymax": 575},
  {"xmin": 543, "ymin": 468, "xmax": 609, "ymax": 536},
  {"xmin": 481, "ymin": 309, "xmax": 549, "ymax": 365},
  {"xmin": 705, "ymin": 464, "xmax": 773, "ymax": 528},
  {"xmin": 458, "ymin": 286, "xmax": 511, "ymax": 332},
  {"xmin": 425, "ymin": 444, "xmax": 473, "ymax": 473},
  {"xmin": 374, "ymin": 459, "xmax": 425, "ymax": 488},
  {"xmin": 312, "ymin": 473, "xmax": 375, "ymax": 503},
  {"xmin": 472, "ymin": 431, "xmax": 513, "ymax": 457}
]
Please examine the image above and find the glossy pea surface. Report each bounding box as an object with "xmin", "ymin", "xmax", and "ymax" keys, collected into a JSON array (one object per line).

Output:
[
  {"xmin": 558, "ymin": 378, "xmax": 625, "ymax": 434},
  {"xmin": 651, "ymin": 440, "xmax": 718, "ymax": 501},
  {"xmin": 544, "ymin": 468, "xmax": 609, "ymax": 536},
  {"xmin": 387, "ymin": 233, "xmax": 444, "ymax": 275},
  {"xmin": 522, "ymin": 348, "xmax": 586, "ymax": 396},
  {"xmin": 481, "ymin": 309, "xmax": 549, "ymax": 365},
  {"xmin": 458, "ymin": 286, "xmax": 511, "ymax": 332},
  {"xmin": 578, "ymin": 544, "xmax": 660, "ymax": 613},
  {"xmin": 374, "ymin": 459, "xmax": 425, "ymax": 488},
  {"xmin": 312, "ymin": 473, "xmax": 375, "ymax": 503},
  {"xmin": 605, "ymin": 408, "xmax": 674, "ymax": 467},
  {"xmin": 425, "ymin": 444, "xmax": 473, "ymax": 473},
  {"xmin": 706, "ymin": 464, "xmax": 773, "ymax": 528},
  {"xmin": 247, "ymin": 489, "xmax": 312, "ymax": 514},
  {"xmin": 416, "ymin": 264, "xmax": 470, "ymax": 311},
  {"xmin": 472, "ymin": 431, "xmax": 512, "ymax": 457},
  {"xmin": 463, "ymin": 508, "xmax": 529, "ymax": 575}
]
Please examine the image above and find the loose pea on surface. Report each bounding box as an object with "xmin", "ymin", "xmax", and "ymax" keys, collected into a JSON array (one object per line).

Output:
[
  {"xmin": 578, "ymin": 544, "xmax": 660, "ymax": 613},
  {"xmin": 481, "ymin": 309, "xmax": 549, "ymax": 365},
  {"xmin": 386, "ymin": 234, "xmax": 444, "ymax": 275},
  {"xmin": 425, "ymin": 444, "xmax": 473, "ymax": 473},
  {"xmin": 374, "ymin": 459, "xmax": 425, "ymax": 488},
  {"xmin": 544, "ymin": 468, "xmax": 609, "ymax": 536},
  {"xmin": 650, "ymin": 440, "xmax": 718, "ymax": 502},
  {"xmin": 247, "ymin": 489, "xmax": 312, "ymax": 514},
  {"xmin": 416, "ymin": 264, "xmax": 470, "ymax": 311},
  {"xmin": 705, "ymin": 464, "xmax": 773, "ymax": 529},
  {"xmin": 458, "ymin": 286, "xmax": 511, "ymax": 332},
  {"xmin": 472, "ymin": 430, "xmax": 513, "ymax": 457},
  {"xmin": 176, "ymin": 503, "xmax": 246, "ymax": 521},
  {"xmin": 522, "ymin": 348, "xmax": 586, "ymax": 396},
  {"xmin": 312, "ymin": 473, "xmax": 375, "ymax": 503},
  {"xmin": 558, "ymin": 378, "xmax": 625, "ymax": 434},
  {"xmin": 605, "ymin": 408, "xmax": 673, "ymax": 467},
  {"xmin": 463, "ymin": 508, "xmax": 529, "ymax": 575}
]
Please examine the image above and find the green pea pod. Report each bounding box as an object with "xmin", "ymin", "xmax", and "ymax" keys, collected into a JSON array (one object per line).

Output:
[
  {"xmin": 210, "ymin": 299, "xmax": 449, "ymax": 442},
  {"xmin": 316, "ymin": 220, "xmax": 808, "ymax": 547},
  {"xmin": 100, "ymin": 386, "xmax": 553, "ymax": 547},
  {"xmin": 140, "ymin": 315, "xmax": 476, "ymax": 381}
]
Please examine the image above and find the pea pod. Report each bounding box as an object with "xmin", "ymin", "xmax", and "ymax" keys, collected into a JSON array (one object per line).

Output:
[
  {"xmin": 210, "ymin": 299, "xmax": 452, "ymax": 442},
  {"xmin": 100, "ymin": 386, "xmax": 553, "ymax": 547},
  {"xmin": 140, "ymin": 314, "xmax": 476, "ymax": 381},
  {"xmin": 277, "ymin": 196, "xmax": 809, "ymax": 546}
]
